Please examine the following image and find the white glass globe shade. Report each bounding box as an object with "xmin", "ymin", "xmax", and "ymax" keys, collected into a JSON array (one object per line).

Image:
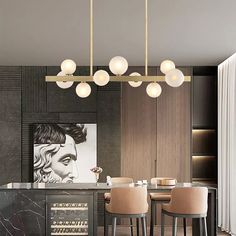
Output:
[
  {"xmin": 56, "ymin": 71, "xmax": 74, "ymax": 89},
  {"xmin": 146, "ymin": 82, "xmax": 162, "ymax": 98},
  {"xmin": 128, "ymin": 72, "xmax": 142, "ymax": 87},
  {"xmin": 93, "ymin": 70, "xmax": 110, "ymax": 86},
  {"xmin": 165, "ymin": 69, "xmax": 184, "ymax": 87},
  {"xmin": 61, "ymin": 59, "xmax": 77, "ymax": 75},
  {"xmin": 76, "ymin": 82, "xmax": 91, "ymax": 98},
  {"xmin": 56, "ymin": 81, "xmax": 74, "ymax": 89},
  {"xmin": 160, "ymin": 60, "xmax": 175, "ymax": 74},
  {"xmin": 109, "ymin": 56, "xmax": 128, "ymax": 75}
]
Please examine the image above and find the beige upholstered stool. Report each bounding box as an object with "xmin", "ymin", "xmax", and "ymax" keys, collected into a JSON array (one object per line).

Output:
[
  {"xmin": 105, "ymin": 187, "xmax": 149, "ymax": 236},
  {"xmin": 161, "ymin": 187, "xmax": 208, "ymax": 236},
  {"xmin": 104, "ymin": 177, "xmax": 134, "ymax": 201},
  {"xmin": 104, "ymin": 177, "xmax": 134, "ymax": 235},
  {"xmin": 149, "ymin": 178, "xmax": 174, "ymax": 236}
]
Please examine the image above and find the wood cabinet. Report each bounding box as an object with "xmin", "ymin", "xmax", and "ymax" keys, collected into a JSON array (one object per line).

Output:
[
  {"xmin": 121, "ymin": 67, "xmax": 191, "ymax": 183},
  {"xmin": 121, "ymin": 82, "xmax": 157, "ymax": 181},
  {"xmin": 155, "ymin": 82, "xmax": 191, "ymax": 182}
]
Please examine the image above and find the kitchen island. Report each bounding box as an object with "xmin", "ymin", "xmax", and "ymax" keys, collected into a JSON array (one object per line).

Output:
[{"xmin": 0, "ymin": 183, "xmax": 216, "ymax": 236}]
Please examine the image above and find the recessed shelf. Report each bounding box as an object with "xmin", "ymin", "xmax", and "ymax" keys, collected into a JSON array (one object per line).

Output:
[
  {"xmin": 192, "ymin": 178, "xmax": 216, "ymax": 181},
  {"xmin": 192, "ymin": 154, "xmax": 216, "ymax": 157},
  {"xmin": 192, "ymin": 126, "xmax": 217, "ymax": 130},
  {"xmin": 192, "ymin": 129, "xmax": 216, "ymax": 132}
]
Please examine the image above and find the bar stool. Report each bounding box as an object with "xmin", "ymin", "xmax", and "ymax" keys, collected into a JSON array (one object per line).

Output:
[
  {"xmin": 105, "ymin": 186, "xmax": 149, "ymax": 236},
  {"xmin": 161, "ymin": 187, "xmax": 208, "ymax": 236},
  {"xmin": 149, "ymin": 178, "xmax": 172, "ymax": 236},
  {"xmin": 104, "ymin": 177, "xmax": 134, "ymax": 236},
  {"xmin": 104, "ymin": 177, "xmax": 134, "ymax": 201}
]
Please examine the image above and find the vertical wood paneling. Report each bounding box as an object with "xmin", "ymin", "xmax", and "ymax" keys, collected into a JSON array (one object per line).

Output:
[
  {"xmin": 156, "ymin": 83, "xmax": 191, "ymax": 182},
  {"xmin": 121, "ymin": 83, "xmax": 157, "ymax": 181}
]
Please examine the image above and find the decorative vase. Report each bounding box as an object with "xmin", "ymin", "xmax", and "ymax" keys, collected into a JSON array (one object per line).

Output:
[{"xmin": 95, "ymin": 173, "xmax": 100, "ymax": 186}]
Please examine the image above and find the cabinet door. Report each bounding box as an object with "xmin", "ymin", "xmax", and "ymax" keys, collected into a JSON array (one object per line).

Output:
[
  {"xmin": 156, "ymin": 83, "xmax": 191, "ymax": 182},
  {"xmin": 121, "ymin": 83, "xmax": 156, "ymax": 181}
]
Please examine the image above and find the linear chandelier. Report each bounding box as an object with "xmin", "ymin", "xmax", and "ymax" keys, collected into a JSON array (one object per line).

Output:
[{"xmin": 45, "ymin": 0, "xmax": 190, "ymax": 98}]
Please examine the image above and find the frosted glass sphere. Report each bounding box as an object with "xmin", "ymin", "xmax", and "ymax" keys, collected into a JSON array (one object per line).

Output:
[
  {"xmin": 146, "ymin": 82, "xmax": 162, "ymax": 98},
  {"xmin": 93, "ymin": 70, "xmax": 110, "ymax": 86},
  {"xmin": 128, "ymin": 72, "xmax": 142, "ymax": 87},
  {"xmin": 76, "ymin": 82, "xmax": 91, "ymax": 98},
  {"xmin": 56, "ymin": 71, "xmax": 74, "ymax": 89},
  {"xmin": 109, "ymin": 56, "xmax": 128, "ymax": 75},
  {"xmin": 165, "ymin": 68, "xmax": 184, "ymax": 87},
  {"xmin": 160, "ymin": 60, "xmax": 175, "ymax": 74},
  {"xmin": 61, "ymin": 59, "xmax": 76, "ymax": 75}
]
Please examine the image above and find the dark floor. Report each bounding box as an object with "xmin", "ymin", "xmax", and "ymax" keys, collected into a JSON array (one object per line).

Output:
[{"xmin": 97, "ymin": 226, "xmax": 229, "ymax": 235}]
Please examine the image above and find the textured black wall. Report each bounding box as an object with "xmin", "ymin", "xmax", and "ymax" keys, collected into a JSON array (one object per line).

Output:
[
  {"xmin": 0, "ymin": 66, "xmax": 121, "ymax": 184},
  {"xmin": 0, "ymin": 67, "xmax": 21, "ymax": 184}
]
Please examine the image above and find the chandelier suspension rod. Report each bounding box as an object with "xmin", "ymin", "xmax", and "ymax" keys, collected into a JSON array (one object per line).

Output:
[
  {"xmin": 145, "ymin": 0, "xmax": 148, "ymax": 76},
  {"xmin": 90, "ymin": 0, "xmax": 93, "ymax": 76}
]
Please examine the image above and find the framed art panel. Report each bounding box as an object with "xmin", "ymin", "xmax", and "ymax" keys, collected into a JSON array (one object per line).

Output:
[{"xmin": 33, "ymin": 123, "xmax": 97, "ymax": 183}]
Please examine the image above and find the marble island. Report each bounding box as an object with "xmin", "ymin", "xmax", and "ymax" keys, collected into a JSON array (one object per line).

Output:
[{"xmin": 0, "ymin": 183, "xmax": 217, "ymax": 236}]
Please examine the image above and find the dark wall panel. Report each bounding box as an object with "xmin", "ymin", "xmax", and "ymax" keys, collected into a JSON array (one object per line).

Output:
[
  {"xmin": 193, "ymin": 76, "xmax": 217, "ymax": 128},
  {"xmin": 17, "ymin": 66, "xmax": 120, "ymax": 182},
  {"xmin": 0, "ymin": 67, "xmax": 21, "ymax": 184},
  {"xmin": 22, "ymin": 67, "xmax": 47, "ymax": 113},
  {"xmin": 46, "ymin": 66, "xmax": 97, "ymax": 113},
  {"xmin": 97, "ymin": 90, "xmax": 121, "ymax": 182},
  {"xmin": 46, "ymin": 82, "xmax": 97, "ymax": 112}
]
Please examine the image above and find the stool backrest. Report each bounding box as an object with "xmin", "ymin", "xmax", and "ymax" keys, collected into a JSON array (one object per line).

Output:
[
  {"xmin": 169, "ymin": 187, "xmax": 208, "ymax": 215},
  {"xmin": 111, "ymin": 177, "xmax": 133, "ymax": 184},
  {"xmin": 108, "ymin": 187, "xmax": 148, "ymax": 214}
]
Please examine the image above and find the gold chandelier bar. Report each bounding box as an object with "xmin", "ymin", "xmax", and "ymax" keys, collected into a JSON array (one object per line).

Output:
[{"xmin": 46, "ymin": 76, "xmax": 191, "ymax": 82}]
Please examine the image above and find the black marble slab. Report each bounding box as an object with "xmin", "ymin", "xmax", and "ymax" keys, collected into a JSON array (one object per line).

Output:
[{"xmin": 0, "ymin": 190, "xmax": 45, "ymax": 236}]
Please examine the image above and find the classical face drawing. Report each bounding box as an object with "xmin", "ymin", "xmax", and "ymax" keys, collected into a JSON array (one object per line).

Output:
[
  {"xmin": 33, "ymin": 124, "xmax": 87, "ymax": 183},
  {"xmin": 50, "ymin": 135, "xmax": 79, "ymax": 183}
]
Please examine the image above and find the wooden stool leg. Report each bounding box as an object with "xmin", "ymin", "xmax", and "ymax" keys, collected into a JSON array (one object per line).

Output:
[
  {"xmin": 141, "ymin": 217, "xmax": 147, "ymax": 236},
  {"xmin": 183, "ymin": 218, "xmax": 186, "ymax": 236},
  {"xmin": 161, "ymin": 210, "xmax": 165, "ymax": 236},
  {"xmin": 172, "ymin": 217, "xmax": 177, "ymax": 236},
  {"xmin": 112, "ymin": 217, "xmax": 117, "ymax": 236},
  {"xmin": 136, "ymin": 218, "xmax": 140, "ymax": 236},
  {"xmin": 150, "ymin": 201, "xmax": 155, "ymax": 236},
  {"xmin": 203, "ymin": 217, "xmax": 208, "ymax": 236},
  {"xmin": 130, "ymin": 218, "xmax": 133, "ymax": 236}
]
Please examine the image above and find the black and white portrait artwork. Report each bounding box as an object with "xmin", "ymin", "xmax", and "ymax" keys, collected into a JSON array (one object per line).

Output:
[{"xmin": 33, "ymin": 123, "xmax": 97, "ymax": 183}]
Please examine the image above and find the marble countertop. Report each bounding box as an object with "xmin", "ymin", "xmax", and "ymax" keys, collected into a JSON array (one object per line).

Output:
[{"xmin": 0, "ymin": 182, "xmax": 217, "ymax": 190}]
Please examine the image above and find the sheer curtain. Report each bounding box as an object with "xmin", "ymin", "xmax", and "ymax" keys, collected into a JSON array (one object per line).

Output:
[{"xmin": 218, "ymin": 53, "xmax": 236, "ymax": 235}]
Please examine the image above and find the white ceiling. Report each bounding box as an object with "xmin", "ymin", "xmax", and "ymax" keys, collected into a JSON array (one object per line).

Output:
[{"xmin": 0, "ymin": 0, "xmax": 235, "ymax": 66}]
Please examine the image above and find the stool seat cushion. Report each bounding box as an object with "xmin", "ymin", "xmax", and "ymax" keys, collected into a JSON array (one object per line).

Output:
[
  {"xmin": 104, "ymin": 192, "xmax": 111, "ymax": 201},
  {"xmin": 150, "ymin": 193, "xmax": 171, "ymax": 201}
]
